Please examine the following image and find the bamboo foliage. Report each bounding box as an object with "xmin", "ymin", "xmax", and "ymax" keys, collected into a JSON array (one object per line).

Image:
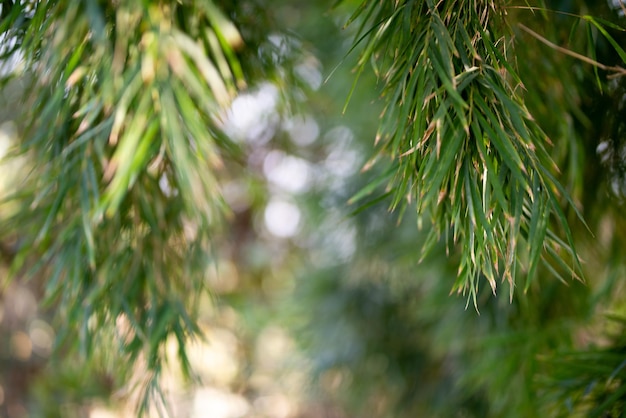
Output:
[
  {"xmin": 1, "ymin": 0, "xmax": 250, "ymax": 410},
  {"xmin": 540, "ymin": 315, "xmax": 626, "ymax": 417},
  {"xmin": 343, "ymin": 0, "xmax": 586, "ymax": 305},
  {"xmin": 2, "ymin": 0, "xmax": 626, "ymax": 415}
]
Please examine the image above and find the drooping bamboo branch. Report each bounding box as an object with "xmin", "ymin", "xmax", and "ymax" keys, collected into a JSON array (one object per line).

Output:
[{"xmin": 344, "ymin": 0, "xmax": 585, "ymax": 306}]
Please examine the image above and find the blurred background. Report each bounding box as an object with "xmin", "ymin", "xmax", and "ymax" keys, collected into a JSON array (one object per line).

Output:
[{"xmin": 2, "ymin": 0, "xmax": 626, "ymax": 417}]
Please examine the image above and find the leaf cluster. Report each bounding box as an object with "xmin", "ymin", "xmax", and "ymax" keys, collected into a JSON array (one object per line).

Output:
[
  {"xmin": 0, "ymin": 0, "xmax": 257, "ymax": 411},
  {"xmin": 343, "ymin": 0, "xmax": 585, "ymax": 306}
]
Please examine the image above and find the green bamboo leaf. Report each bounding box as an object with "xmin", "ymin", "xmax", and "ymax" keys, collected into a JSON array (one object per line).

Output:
[
  {"xmin": 475, "ymin": 94, "xmax": 526, "ymax": 169},
  {"xmin": 109, "ymin": 71, "xmax": 143, "ymax": 146},
  {"xmin": 342, "ymin": 12, "xmax": 397, "ymax": 113},
  {"xmin": 197, "ymin": 0, "xmax": 243, "ymax": 49},
  {"xmin": 421, "ymin": 125, "xmax": 464, "ymax": 208},
  {"xmin": 525, "ymin": 197, "xmax": 550, "ymax": 290},
  {"xmin": 539, "ymin": 164, "xmax": 590, "ymax": 233},
  {"xmin": 487, "ymin": 76, "xmax": 532, "ymax": 149},
  {"xmin": 173, "ymin": 29, "xmax": 230, "ymax": 107},
  {"xmin": 340, "ymin": 0, "xmax": 370, "ymax": 30},
  {"xmin": 63, "ymin": 38, "xmax": 88, "ymax": 80},
  {"xmin": 430, "ymin": 15, "xmax": 456, "ymax": 79},
  {"xmin": 80, "ymin": 167, "xmax": 96, "ymax": 270},
  {"xmin": 465, "ymin": 162, "xmax": 493, "ymax": 243},
  {"xmin": 349, "ymin": 191, "xmax": 394, "ymax": 216},
  {"xmin": 389, "ymin": 168, "xmax": 411, "ymax": 212},
  {"xmin": 585, "ymin": 21, "xmax": 604, "ymax": 90},
  {"xmin": 584, "ymin": 16, "xmax": 626, "ymax": 64},
  {"xmin": 35, "ymin": 180, "xmax": 71, "ymax": 244},
  {"xmin": 348, "ymin": 167, "xmax": 395, "ymax": 205},
  {"xmin": 543, "ymin": 185, "xmax": 584, "ymax": 281},
  {"xmin": 62, "ymin": 118, "xmax": 113, "ymax": 158},
  {"xmin": 543, "ymin": 244, "xmax": 580, "ymax": 284},
  {"xmin": 428, "ymin": 42, "xmax": 467, "ymax": 111},
  {"xmin": 204, "ymin": 27, "xmax": 236, "ymax": 90},
  {"xmin": 102, "ymin": 103, "xmax": 158, "ymax": 217},
  {"xmin": 472, "ymin": 120, "xmax": 509, "ymax": 212}
]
